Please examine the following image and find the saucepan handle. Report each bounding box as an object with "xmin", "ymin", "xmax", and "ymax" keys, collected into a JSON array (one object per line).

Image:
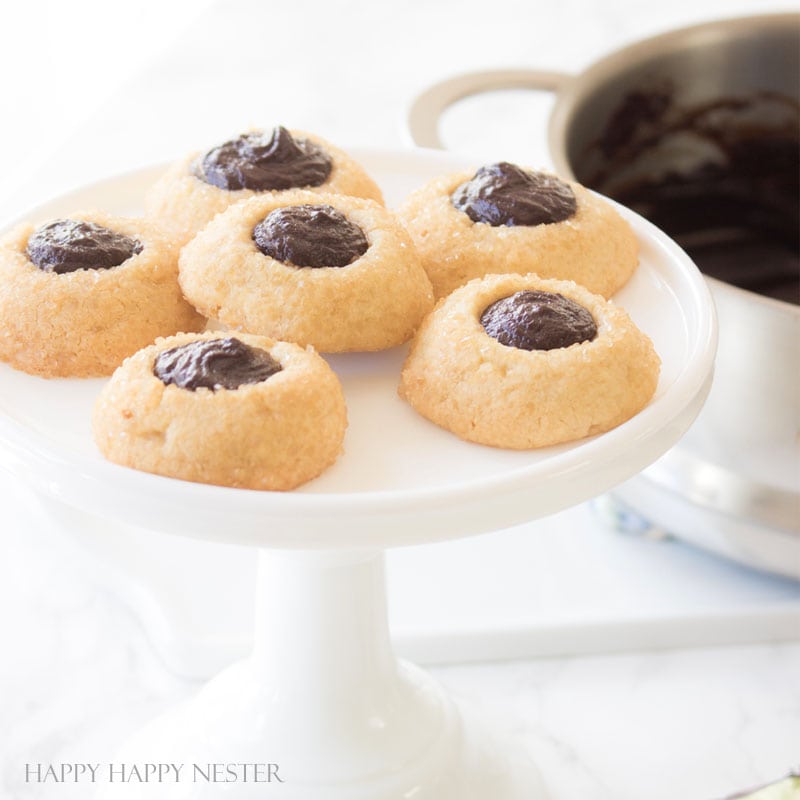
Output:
[{"xmin": 407, "ymin": 69, "xmax": 571, "ymax": 149}]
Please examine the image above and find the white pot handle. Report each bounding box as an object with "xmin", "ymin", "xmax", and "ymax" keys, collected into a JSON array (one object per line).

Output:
[{"xmin": 407, "ymin": 69, "xmax": 571, "ymax": 149}]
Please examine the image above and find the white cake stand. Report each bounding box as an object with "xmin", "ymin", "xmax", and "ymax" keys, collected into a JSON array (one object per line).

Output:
[{"xmin": 0, "ymin": 149, "xmax": 716, "ymax": 798}]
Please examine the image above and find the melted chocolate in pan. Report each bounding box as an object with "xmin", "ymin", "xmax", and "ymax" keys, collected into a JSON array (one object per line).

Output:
[{"xmin": 587, "ymin": 89, "xmax": 799, "ymax": 304}]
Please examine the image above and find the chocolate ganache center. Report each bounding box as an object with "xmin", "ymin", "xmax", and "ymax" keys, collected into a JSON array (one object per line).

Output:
[
  {"xmin": 253, "ymin": 204, "xmax": 369, "ymax": 268},
  {"xmin": 154, "ymin": 338, "xmax": 282, "ymax": 391},
  {"xmin": 481, "ymin": 291, "xmax": 597, "ymax": 351},
  {"xmin": 196, "ymin": 127, "xmax": 332, "ymax": 191},
  {"xmin": 452, "ymin": 162, "xmax": 577, "ymax": 227},
  {"xmin": 26, "ymin": 219, "xmax": 142, "ymax": 274}
]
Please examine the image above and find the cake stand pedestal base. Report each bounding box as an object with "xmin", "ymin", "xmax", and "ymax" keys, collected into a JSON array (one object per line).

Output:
[{"xmin": 97, "ymin": 548, "xmax": 547, "ymax": 799}]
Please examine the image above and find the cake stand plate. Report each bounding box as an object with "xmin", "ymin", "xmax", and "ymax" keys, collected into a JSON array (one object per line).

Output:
[{"xmin": 0, "ymin": 148, "xmax": 716, "ymax": 798}]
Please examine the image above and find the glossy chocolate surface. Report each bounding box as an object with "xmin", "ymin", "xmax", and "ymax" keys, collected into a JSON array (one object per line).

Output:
[
  {"xmin": 481, "ymin": 290, "xmax": 597, "ymax": 351},
  {"xmin": 26, "ymin": 219, "xmax": 142, "ymax": 274},
  {"xmin": 588, "ymin": 89, "xmax": 799, "ymax": 304},
  {"xmin": 253, "ymin": 204, "xmax": 368, "ymax": 268},
  {"xmin": 452, "ymin": 162, "xmax": 577, "ymax": 227},
  {"xmin": 154, "ymin": 338, "xmax": 282, "ymax": 391},
  {"xmin": 196, "ymin": 127, "xmax": 332, "ymax": 192}
]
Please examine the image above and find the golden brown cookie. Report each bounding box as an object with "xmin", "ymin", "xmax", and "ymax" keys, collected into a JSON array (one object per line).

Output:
[
  {"xmin": 93, "ymin": 331, "xmax": 347, "ymax": 491},
  {"xmin": 397, "ymin": 161, "xmax": 639, "ymax": 299},
  {"xmin": 399, "ymin": 273, "xmax": 660, "ymax": 449},
  {"xmin": 0, "ymin": 212, "xmax": 205, "ymax": 377},
  {"xmin": 145, "ymin": 126, "xmax": 385, "ymax": 246},
  {"xmin": 178, "ymin": 190, "xmax": 434, "ymax": 353}
]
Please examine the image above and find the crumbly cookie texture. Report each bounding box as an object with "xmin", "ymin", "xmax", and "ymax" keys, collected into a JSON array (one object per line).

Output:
[
  {"xmin": 397, "ymin": 169, "xmax": 639, "ymax": 299},
  {"xmin": 178, "ymin": 190, "xmax": 434, "ymax": 353},
  {"xmin": 144, "ymin": 129, "xmax": 385, "ymax": 246},
  {"xmin": 93, "ymin": 331, "xmax": 347, "ymax": 491},
  {"xmin": 0, "ymin": 211, "xmax": 205, "ymax": 378},
  {"xmin": 399, "ymin": 273, "xmax": 660, "ymax": 449}
]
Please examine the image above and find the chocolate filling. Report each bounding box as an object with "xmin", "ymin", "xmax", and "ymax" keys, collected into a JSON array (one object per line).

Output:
[
  {"xmin": 154, "ymin": 337, "xmax": 282, "ymax": 391},
  {"xmin": 252, "ymin": 204, "xmax": 368, "ymax": 268},
  {"xmin": 26, "ymin": 219, "xmax": 142, "ymax": 274},
  {"xmin": 196, "ymin": 126, "xmax": 332, "ymax": 191},
  {"xmin": 451, "ymin": 162, "xmax": 577, "ymax": 227},
  {"xmin": 481, "ymin": 291, "xmax": 597, "ymax": 351},
  {"xmin": 585, "ymin": 88, "xmax": 799, "ymax": 304}
]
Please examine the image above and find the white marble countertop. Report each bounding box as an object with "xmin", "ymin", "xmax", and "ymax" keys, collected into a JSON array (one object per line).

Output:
[{"xmin": 1, "ymin": 1, "xmax": 799, "ymax": 798}]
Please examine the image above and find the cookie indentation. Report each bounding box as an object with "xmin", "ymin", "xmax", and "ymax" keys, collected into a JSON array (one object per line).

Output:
[
  {"xmin": 481, "ymin": 290, "xmax": 597, "ymax": 350},
  {"xmin": 452, "ymin": 162, "xmax": 577, "ymax": 227},
  {"xmin": 154, "ymin": 337, "xmax": 282, "ymax": 391},
  {"xmin": 252, "ymin": 204, "xmax": 369, "ymax": 268},
  {"xmin": 26, "ymin": 219, "xmax": 143, "ymax": 274},
  {"xmin": 196, "ymin": 127, "xmax": 332, "ymax": 191}
]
